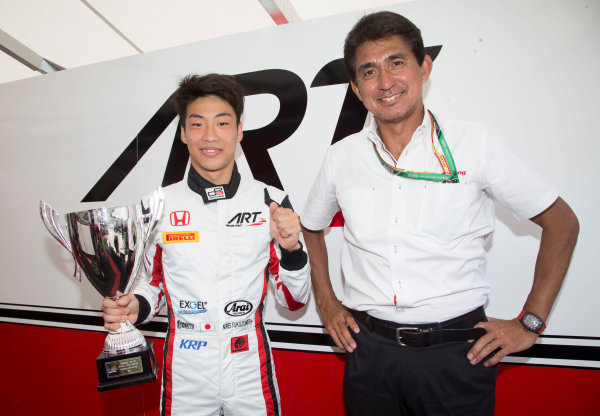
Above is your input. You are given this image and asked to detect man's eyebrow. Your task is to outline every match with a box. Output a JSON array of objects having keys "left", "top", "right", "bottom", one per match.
[
  {"left": 386, "top": 52, "right": 408, "bottom": 61},
  {"left": 357, "top": 62, "right": 375, "bottom": 74},
  {"left": 187, "top": 112, "right": 233, "bottom": 119}
]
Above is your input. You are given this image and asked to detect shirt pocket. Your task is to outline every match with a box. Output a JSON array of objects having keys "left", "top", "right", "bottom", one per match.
[
  {"left": 337, "top": 186, "right": 389, "bottom": 241},
  {"left": 418, "top": 182, "right": 475, "bottom": 244}
]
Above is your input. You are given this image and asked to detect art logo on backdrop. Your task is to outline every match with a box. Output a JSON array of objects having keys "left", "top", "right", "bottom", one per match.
[{"left": 81, "top": 48, "right": 442, "bottom": 203}]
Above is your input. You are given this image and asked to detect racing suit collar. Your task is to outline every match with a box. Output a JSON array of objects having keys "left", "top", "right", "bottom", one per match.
[{"left": 187, "top": 163, "right": 241, "bottom": 203}]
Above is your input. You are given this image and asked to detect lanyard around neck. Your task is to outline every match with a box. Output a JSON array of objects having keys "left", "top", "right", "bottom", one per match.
[{"left": 372, "top": 110, "right": 459, "bottom": 183}]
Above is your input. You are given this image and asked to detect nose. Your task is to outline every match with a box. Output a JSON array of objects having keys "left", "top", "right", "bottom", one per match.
[
  {"left": 202, "top": 123, "right": 218, "bottom": 142},
  {"left": 378, "top": 68, "right": 394, "bottom": 91}
]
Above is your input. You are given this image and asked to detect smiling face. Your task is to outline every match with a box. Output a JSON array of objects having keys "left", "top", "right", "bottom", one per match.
[
  {"left": 350, "top": 35, "right": 432, "bottom": 127},
  {"left": 181, "top": 95, "right": 243, "bottom": 185}
]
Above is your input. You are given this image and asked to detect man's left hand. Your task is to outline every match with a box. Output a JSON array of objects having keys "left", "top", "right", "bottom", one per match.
[
  {"left": 270, "top": 202, "right": 301, "bottom": 251},
  {"left": 467, "top": 317, "right": 538, "bottom": 367}
]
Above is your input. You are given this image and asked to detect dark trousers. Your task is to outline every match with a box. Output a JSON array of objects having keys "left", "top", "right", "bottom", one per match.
[{"left": 343, "top": 312, "right": 497, "bottom": 416}]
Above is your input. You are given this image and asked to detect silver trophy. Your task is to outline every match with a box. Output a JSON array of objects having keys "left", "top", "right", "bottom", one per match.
[{"left": 40, "top": 188, "right": 164, "bottom": 391}]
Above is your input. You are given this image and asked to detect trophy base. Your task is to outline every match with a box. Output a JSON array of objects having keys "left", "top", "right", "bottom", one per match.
[{"left": 96, "top": 340, "right": 158, "bottom": 392}]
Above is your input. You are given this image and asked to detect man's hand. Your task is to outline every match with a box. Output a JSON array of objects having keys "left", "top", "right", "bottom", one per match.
[
  {"left": 320, "top": 297, "right": 360, "bottom": 353},
  {"left": 270, "top": 202, "right": 301, "bottom": 251},
  {"left": 467, "top": 317, "right": 538, "bottom": 367},
  {"left": 101, "top": 292, "right": 139, "bottom": 331}
]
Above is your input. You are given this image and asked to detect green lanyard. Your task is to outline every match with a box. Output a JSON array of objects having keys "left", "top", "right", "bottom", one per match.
[{"left": 373, "top": 110, "right": 459, "bottom": 183}]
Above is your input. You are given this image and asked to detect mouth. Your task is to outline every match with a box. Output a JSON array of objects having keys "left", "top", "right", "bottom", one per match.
[
  {"left": 379, "top": 92, "right": 405, "bottom": 103},
  {"left": 200, "top": 148, "right": 222, "bottom": 156}
]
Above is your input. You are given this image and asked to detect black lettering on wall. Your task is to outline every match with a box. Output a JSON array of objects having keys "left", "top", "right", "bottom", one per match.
[
  {"left": 235, "top": 70, "right": 307, "bottom": 190},
  {"left": 82, "top": 94, "right": 177, "bottom": 202},
  {"left": 82, "top": 48, "right": 439, "bottom": 202},
  {"left": 311, "top": 59, "right": 367, "bottom": 145}
]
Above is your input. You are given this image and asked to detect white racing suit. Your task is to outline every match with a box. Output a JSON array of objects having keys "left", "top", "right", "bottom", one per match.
[{"left": 134, "top": 165, "right": 311, "bottom": 416}]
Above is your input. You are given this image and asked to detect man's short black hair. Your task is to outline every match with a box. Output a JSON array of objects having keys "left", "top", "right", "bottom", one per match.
[
  {"left": 344, "top": 11, "right": 425, "bottom": 83},
  {"left": 173, "top": 73, "right": 245, "bottom": 126}
]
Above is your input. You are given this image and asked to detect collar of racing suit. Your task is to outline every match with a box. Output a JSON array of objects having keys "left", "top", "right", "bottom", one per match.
[{"left": 187, "top": 163, "right": 241, "bottom": 203}]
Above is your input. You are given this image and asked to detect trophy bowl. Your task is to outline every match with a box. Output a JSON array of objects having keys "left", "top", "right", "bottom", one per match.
[{"left": 40, "top": 188, "right": 164, "bottom": 391}]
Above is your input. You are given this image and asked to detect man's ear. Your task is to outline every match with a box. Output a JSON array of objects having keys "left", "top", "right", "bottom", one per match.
[
  {"left": 180, "top": 125, "right": 187, "bottom": 144},
  {"left": 237, "top": 122, "right": 243, "bottom": 143},
  {"left": 420, "top": 54, "right": 433, "bottom": 84},
  {"left": 350, "top": 80, "right": 363, "bottom": 102}
]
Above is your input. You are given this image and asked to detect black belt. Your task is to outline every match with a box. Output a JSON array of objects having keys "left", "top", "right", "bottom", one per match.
[{"left": 352, "top": 307, "right": 487, "bottom": 347}]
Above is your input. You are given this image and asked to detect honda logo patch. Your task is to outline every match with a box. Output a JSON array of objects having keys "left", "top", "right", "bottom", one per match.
[{"left": 170, "top": 211, "right": 190, "bottom": 226}]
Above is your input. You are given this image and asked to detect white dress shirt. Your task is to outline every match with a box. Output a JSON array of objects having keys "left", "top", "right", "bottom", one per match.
[{"left": 302, "top": 109, "right": 558, "bottom": 323}]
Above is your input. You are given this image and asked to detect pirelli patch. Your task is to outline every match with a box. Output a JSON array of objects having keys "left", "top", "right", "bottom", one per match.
[{"left": 163, "top": 231, "right": 199, "bottom": 244}]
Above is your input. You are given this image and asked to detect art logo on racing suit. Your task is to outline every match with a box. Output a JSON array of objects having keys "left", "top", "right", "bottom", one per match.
[
  {"left": 223, "top": 318, "right": 254, "bottom": 330},
  {"left": 179, "top": 339, "right": 208, "bottom": 350},
  {"left": 206, "top": 186, "right": 226, "bottom": 201},
  {"left": 163, "top": 231, "right": 199, "bottom": 244},
  {"left": 226, "top": 212, "right": 266, "bottom": 227},
  {"left": 170, "top": 211, "right": 190, "bottom": 226},
  {"left": 177, "top": 300, "right": 208, "bottom": 315},
  {"left": 231, "top": 335, "right": 249, "bottom": 354},
  {"left": 224, "top": 300, "right": 253, "bottom": 317}
]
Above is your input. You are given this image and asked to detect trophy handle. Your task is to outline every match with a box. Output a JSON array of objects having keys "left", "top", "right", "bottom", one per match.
[
  {"left": 39, "top": 200, "right": 83, "bottom": 281},
  {"left": 138, "top": 187, "right": 165, "bottom": 272}
]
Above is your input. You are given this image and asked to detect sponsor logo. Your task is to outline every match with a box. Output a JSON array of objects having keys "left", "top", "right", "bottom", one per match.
[
  {"left": 206, "top": 186, "right": 226, "bottom": 201},
  {"left": 170, "top": 211, "right": 190, "bottom": 226},
  {"left": 179, "top": 339, "right": 208, "bottom": 350},
  {"left": 163, "top": 231, "right": 199, "bottom": 244},
  {"left": 177, "top": 321, "right": 194, "bottom": 330},
  {"left": 222, "top": 318, "right": 254, "bottom": 330},
  {"left": 199, "top": 322, "right": 214, "bottom": 331},
  {"left": 177, "top": 320, "right": 215, "bottom": 331},
  {"left": 177, "top": 300, "right": 208, "bottom": 315},
  {"left": 224, "top": 300, "right": 253, "bottom": 317},
  {"left": 231, "top": 335, "right": 249, "bottom": 354},
  {"left": 226, "top": 212, "right": 265, "bottom": 227},
  {"left": 458, "top": 170, "right": 467, "bottom": 176}
]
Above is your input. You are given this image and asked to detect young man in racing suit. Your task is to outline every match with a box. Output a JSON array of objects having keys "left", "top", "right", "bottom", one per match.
[{"left": 102, "top": 73, "right": 311, "bottom": 415}]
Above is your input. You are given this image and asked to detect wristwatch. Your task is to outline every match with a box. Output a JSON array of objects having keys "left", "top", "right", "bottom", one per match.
[{"left": 518, "top": 310, "right": 546, "bottom": 334}]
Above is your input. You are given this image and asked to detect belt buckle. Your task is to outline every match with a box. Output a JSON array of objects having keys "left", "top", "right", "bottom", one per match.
[{"left": 395, "top": 327, "right": 420, "bottom": 346}]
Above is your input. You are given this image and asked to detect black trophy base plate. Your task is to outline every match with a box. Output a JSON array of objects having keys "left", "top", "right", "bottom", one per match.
[{"left": 96, "top": 340, "right": 158, "bottom": 392}]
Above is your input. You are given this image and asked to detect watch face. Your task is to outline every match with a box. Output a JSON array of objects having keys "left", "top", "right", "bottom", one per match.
[{"left": 521, "top": 312, "right": 544, "bottom": 333}]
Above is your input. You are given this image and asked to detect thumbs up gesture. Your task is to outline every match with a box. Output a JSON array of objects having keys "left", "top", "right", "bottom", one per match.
[{"left": 269, "top": 202, "right": 301, "bottom": 251}]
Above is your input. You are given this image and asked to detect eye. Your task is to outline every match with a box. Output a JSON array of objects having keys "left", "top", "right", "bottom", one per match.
[
  {"left": 217, "top": 121, "right": 230, "bottom": 127},
  {"left": 360, "top": 68, "right": 376, "bottom": 80},
  {"left": 391, "top": 59, "right": 405, "bottom": 69}
]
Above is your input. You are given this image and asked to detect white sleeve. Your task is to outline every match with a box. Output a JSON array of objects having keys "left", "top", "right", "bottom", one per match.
[
  {"left": 301, "top": 146, "right": 341, "bottom": 231},
  {"left": 481, "top": 127, "right": 559, "bottom": 220},
  {"left": 268, "top": 241, "right": 311, "bottom": 311}
]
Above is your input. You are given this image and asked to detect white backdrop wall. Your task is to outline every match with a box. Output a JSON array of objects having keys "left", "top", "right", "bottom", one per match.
[{"left": 1, "top": 0, "right": 598, "bottom": 367}]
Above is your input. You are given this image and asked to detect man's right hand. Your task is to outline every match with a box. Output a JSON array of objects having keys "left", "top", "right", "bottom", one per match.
[
  {"left": 320, "top": 297, "right": 360, "bottom": 353},
  {"left": 101, "top": 293, "right": 139, "bottom": 331}
]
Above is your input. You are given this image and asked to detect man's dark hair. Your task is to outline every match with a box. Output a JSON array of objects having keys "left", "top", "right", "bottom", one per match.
[
  {"left": 344, "top": 11, "right": 425, "bottom": 83},
  {"left": 172, "top": 73, "right": 245, "bottom": 126}
]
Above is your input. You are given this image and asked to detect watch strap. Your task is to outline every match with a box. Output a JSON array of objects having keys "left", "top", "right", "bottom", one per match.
[{"left": 518, "top": 310, "right": 546, "bottom": 334}]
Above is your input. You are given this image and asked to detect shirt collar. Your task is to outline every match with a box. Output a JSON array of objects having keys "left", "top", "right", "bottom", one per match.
[
  {"left": 364, "top": 106, "right": 432, "bottom": 160},
  {"left": 187, "top": 163, "right": 241, "bottom": 203}
]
